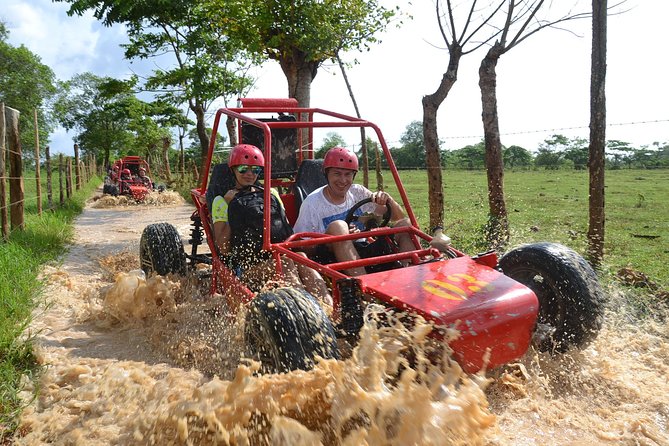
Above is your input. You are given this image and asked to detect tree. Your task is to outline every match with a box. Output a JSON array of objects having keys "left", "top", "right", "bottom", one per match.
[
  {"left": 587, "top": 0, "right": 607, "bottom": 266},
  {"left": 0, "top": 22, "right": 57, "bottom": 158},
  {"left": 503, "top": 145, "right": 533, "bottom": 168},
  {"left": 54, "top": 73, "right": 135, "bottom": 166},
  {"left": 316, "top": 133, "right": 347, "bottom": 158},
  {"left": 449, "top": 142, "right": 486, "bottom": 170},
  {"left": 563, "top": 138, "right": 589, "bottom": 169},
  {"left": 478, "top": 1, "right": 589, "bottom": 248},
  {"left": 215, "top": 0, "right": 396, "bottom": 109},
  {"left": 422, "top": 1, "right": 505, "bottom": 230},
  {"left": 58, "top": 0, "right": 255, "bottom": 159}
]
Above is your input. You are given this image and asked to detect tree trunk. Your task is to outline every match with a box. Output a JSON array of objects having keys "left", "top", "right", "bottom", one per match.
[
  {"left": 162, "top": 136, "right": 172, "bottom": 182},
  {"left": 193, "top": 102, "right": 210, "bottom": 163},
  {"left": 587, "top": 0, "right": 607, "bottom": 266},
  {"left": 278, "top": 49, "right": 318, "bottom": 153},
  {"left": 226, "top": 116, "right": 238, "bottom": 146},
  {"left": 422, "top": 46, "right": 462, "bottom": 231},
  {"left": 479, "top": 44, "right": 509, "bottom": 249},
  {"left": 337, "top": 56, "right": 368, "bottom": 188}
]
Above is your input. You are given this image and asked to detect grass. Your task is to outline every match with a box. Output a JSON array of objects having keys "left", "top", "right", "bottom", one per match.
[
  {"left": 0, "top": 174, "right": 100, "bottom": 440},
  {"left": 380, "top": 169, "right": 669, "bottom": 290}
]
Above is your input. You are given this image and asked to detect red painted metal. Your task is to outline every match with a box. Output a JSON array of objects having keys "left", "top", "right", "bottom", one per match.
[{"left": 358, "top": 257, "right": 538, "bottom": 372}]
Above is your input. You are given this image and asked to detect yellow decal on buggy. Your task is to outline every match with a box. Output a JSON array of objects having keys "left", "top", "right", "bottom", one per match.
[{"left": 422, "top": 275, "right": 493, "bottom": 301}]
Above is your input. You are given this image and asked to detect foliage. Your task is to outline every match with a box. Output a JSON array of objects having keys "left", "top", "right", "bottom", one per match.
[
  {"left": 389, "top": 120, "right": 429, "bottom": 168},
  {"left": 444, "top": 141, "right": 486, "bottom": 170},
  {"left": 503, "top": 145, "right": 533, "bottom": 168},
  {"left": 216, "top": 0, "right": 396, "bottom": 65},
  {"left": 57, "top": 0, "right": 256, "bottom": 156},
  {"left": 316, "top": 132, "right": 348, "bottom": 158},
  {"left": 0, "top": 22, "right": 57, "bottom": 158},
  {"left": 210, "top": 0, "right": 397, "bottom": 107}
]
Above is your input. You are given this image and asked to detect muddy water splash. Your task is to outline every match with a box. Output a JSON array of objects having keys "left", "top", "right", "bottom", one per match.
[
  {"left": 93, "top": 190, "right": 185, "bottom": 208},
  {"left": 18, "top": 271, "right": 493, "bottom": 445},
  {"left": 16, "top": 201, "right": 669, "bottom": 445}
]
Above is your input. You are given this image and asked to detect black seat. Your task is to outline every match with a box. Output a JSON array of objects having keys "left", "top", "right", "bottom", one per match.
[{"left": 294, "top": 159, "right": 327, "bottom": 211}]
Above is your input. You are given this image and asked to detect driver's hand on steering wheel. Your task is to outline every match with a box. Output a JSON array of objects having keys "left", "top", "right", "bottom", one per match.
[
  {"left": 371, "top": 191, "right": 392, "bottom": 206},
  {"left": 348, "top": 223, "right": 361, "bottom": 234}
]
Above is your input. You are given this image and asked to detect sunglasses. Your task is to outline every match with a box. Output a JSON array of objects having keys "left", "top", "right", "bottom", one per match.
[{"left": 235, "top": 165, "right": 262, "bottom": 175}]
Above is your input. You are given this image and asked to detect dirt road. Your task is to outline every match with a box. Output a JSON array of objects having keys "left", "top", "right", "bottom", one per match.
[{"left": 14, "top": 191, "right": 669, "bottom": 445}]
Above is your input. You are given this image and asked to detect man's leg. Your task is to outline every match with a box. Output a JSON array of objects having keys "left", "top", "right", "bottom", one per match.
[
  {"left": 294, "top": 252, "right": 333, "bottom": 309},
  {"left": 326, "top": 220, "right": 366, "bottom": 276},
  {"left": 392, "top": 217, "right": 416, "bottom": 266}
]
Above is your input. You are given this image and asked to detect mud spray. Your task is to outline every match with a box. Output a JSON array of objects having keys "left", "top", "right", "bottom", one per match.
[{"left": 16, "top": 249, "right": 669, "bottom": 445}]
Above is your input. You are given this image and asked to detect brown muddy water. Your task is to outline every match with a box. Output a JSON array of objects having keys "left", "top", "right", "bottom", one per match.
[{"left": 14, "top": 193, "right": 669, "bottom": 445}]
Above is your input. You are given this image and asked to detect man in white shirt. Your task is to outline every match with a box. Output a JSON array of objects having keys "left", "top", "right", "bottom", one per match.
[{"left": 294, "top": 147, "right": 413, "bottom": 276}]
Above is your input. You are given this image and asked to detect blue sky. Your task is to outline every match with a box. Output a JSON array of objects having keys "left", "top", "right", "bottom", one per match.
[{"left": 4, "top": 0, "right": 667, "bottom": 156}]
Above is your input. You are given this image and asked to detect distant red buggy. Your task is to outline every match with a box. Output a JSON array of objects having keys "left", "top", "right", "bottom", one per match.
[
  {"left": 139, "top": 98, "right": 605, "bottom": 373},
  {"left": 104, "top": 156, "right": 154, "bottom": 201}
]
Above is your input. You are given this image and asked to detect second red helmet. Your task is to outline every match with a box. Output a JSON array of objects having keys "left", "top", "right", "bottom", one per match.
[{"left": 323, "top": 147, "right": 358, "bottom": 171}]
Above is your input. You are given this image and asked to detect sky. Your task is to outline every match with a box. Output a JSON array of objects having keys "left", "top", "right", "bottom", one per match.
[{"left": 3, "top": 0, "right": 668, "bottom": 156}]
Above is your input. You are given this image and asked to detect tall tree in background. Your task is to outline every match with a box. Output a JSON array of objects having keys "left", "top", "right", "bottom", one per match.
[
  {"left": 423, "top": 1, "right": 504, "bottom": 231},
  {"left": 216, "top": 0, "right": 396, "bottom": 108},
  {"left": 477, "top": 0, "right": 589, "bottom": 249},
  {"left": 587, "top": 0, "right": 607, "bottom": 266},
  {"left": 0, "top": 21, "right": 57, "bottom": 158},
  {"left": 54, "top": 73, "right": 135, "bottom": 166},
  {"left": 58, "top": 0, "right": 255, "bottom": 159}
]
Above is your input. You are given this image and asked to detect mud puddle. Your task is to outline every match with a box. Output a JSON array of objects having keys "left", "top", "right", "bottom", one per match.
[{"left": 14, "top": 196, "right": 669, "bottom": 445}]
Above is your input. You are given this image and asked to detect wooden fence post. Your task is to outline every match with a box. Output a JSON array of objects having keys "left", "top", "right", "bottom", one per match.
[
  {"left": 59, "top": 154, "right": 64, "bottom": 205},
  {"left": 66, "top": 157, "right": 72, "bottom": 198},
  {"left": 34, "top": 108, "right": 42, "bottom": 215},
  {"left": 6, "top": 106, "right": 24, "bottom": 231},
  {"left": 0, "top": 103, "right": 8, "bottom": 240},
  {"left": 45, "top": 145, "right": 53, "bottom": 210},
  {"left": 74, "top": 143, "right": 81, "bottom": 190}
]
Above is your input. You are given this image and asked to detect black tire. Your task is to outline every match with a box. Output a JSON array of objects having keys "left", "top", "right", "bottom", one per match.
[
  {"left": 109, "top": 184, "right": 119, "bottom": 197},
  {"left": 139, "top": 223, "right": 187, "bottom": 277},
  {"left": 245, "top": 286, "right": 339, "bottom": 373},
  {"left": 499, "top": 242, "right": 605, "bottom": 353},
  {"left": 102, "top": 184, "right": 111, "bottom": 195}
]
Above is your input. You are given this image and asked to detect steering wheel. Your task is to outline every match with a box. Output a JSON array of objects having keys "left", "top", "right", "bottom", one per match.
[{"left": 344, "top": 197, "right": 392, "bottom": 229}]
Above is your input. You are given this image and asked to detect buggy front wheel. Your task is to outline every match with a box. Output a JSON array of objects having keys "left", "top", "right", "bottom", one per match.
[
  {"left": 139, "top": 222, "right": 187, "bottom": 277},
  {"left": 245, "top": 286, "right": 339, "bottom": 373}
]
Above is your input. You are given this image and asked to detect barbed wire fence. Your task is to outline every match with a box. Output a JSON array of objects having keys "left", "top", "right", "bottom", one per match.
[{"left": 1, "top": 103, "right": 98, "bottom": 242}]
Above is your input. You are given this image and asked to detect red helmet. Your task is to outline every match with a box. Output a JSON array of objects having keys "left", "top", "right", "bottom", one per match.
[
  {"left": 122, "top": 168, "right": 131, "bottom": 176},
  {"left": 229, "top": 144, "right": 264, "bottom": 167},
  {"left": 139, "top": 167, "right": 146, "bottom": 173},
  {"left": 323, "top": 147, "right": 358, "bottom": 171}
]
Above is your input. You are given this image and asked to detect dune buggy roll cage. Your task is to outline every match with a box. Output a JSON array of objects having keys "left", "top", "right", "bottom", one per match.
[{"left": 192, "top": 99, "right": 463, "bottom": 317}]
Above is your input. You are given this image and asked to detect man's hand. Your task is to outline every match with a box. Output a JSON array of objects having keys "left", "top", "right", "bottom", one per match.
[{"left": 371, "top": 191, "right": 392, "bottom": 206}]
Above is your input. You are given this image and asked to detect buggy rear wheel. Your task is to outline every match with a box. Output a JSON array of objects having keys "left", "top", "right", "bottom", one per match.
[
  {"left": 499, "top": 242, "right": 605, "bottom": 353},
  {"left": 245, "top": 286, "right": 339, "bottom": 373},
  {"left": 139, "top": 223, "right": 187, "bottom": 277}
]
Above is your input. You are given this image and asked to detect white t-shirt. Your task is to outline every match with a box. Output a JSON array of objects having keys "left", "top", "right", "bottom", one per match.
[{"left": 294, "top": 184, "right": 375, "bottom": 233}]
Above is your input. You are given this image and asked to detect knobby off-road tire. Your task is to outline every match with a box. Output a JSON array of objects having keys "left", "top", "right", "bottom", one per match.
[
  {"left": 499, "top": 242, "right": 605, "bottom": 353},
  {"left": 245, "top": 286, "right": 339, "bottom": 373},
  {"left": 139, "top": 222, "right": 187, "bottom": 277}
]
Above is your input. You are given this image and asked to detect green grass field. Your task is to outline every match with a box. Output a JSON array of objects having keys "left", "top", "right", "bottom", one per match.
[{"left": 377, "top": 169, "right": 668, "bottom": 289}]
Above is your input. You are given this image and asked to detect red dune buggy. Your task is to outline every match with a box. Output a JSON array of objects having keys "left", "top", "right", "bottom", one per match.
[
  {"left": 139, "top": 98, "right": 605, "bottom": 373},
  {"left": 104, "top": 156, "right": 154, "bottom": 201}
]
